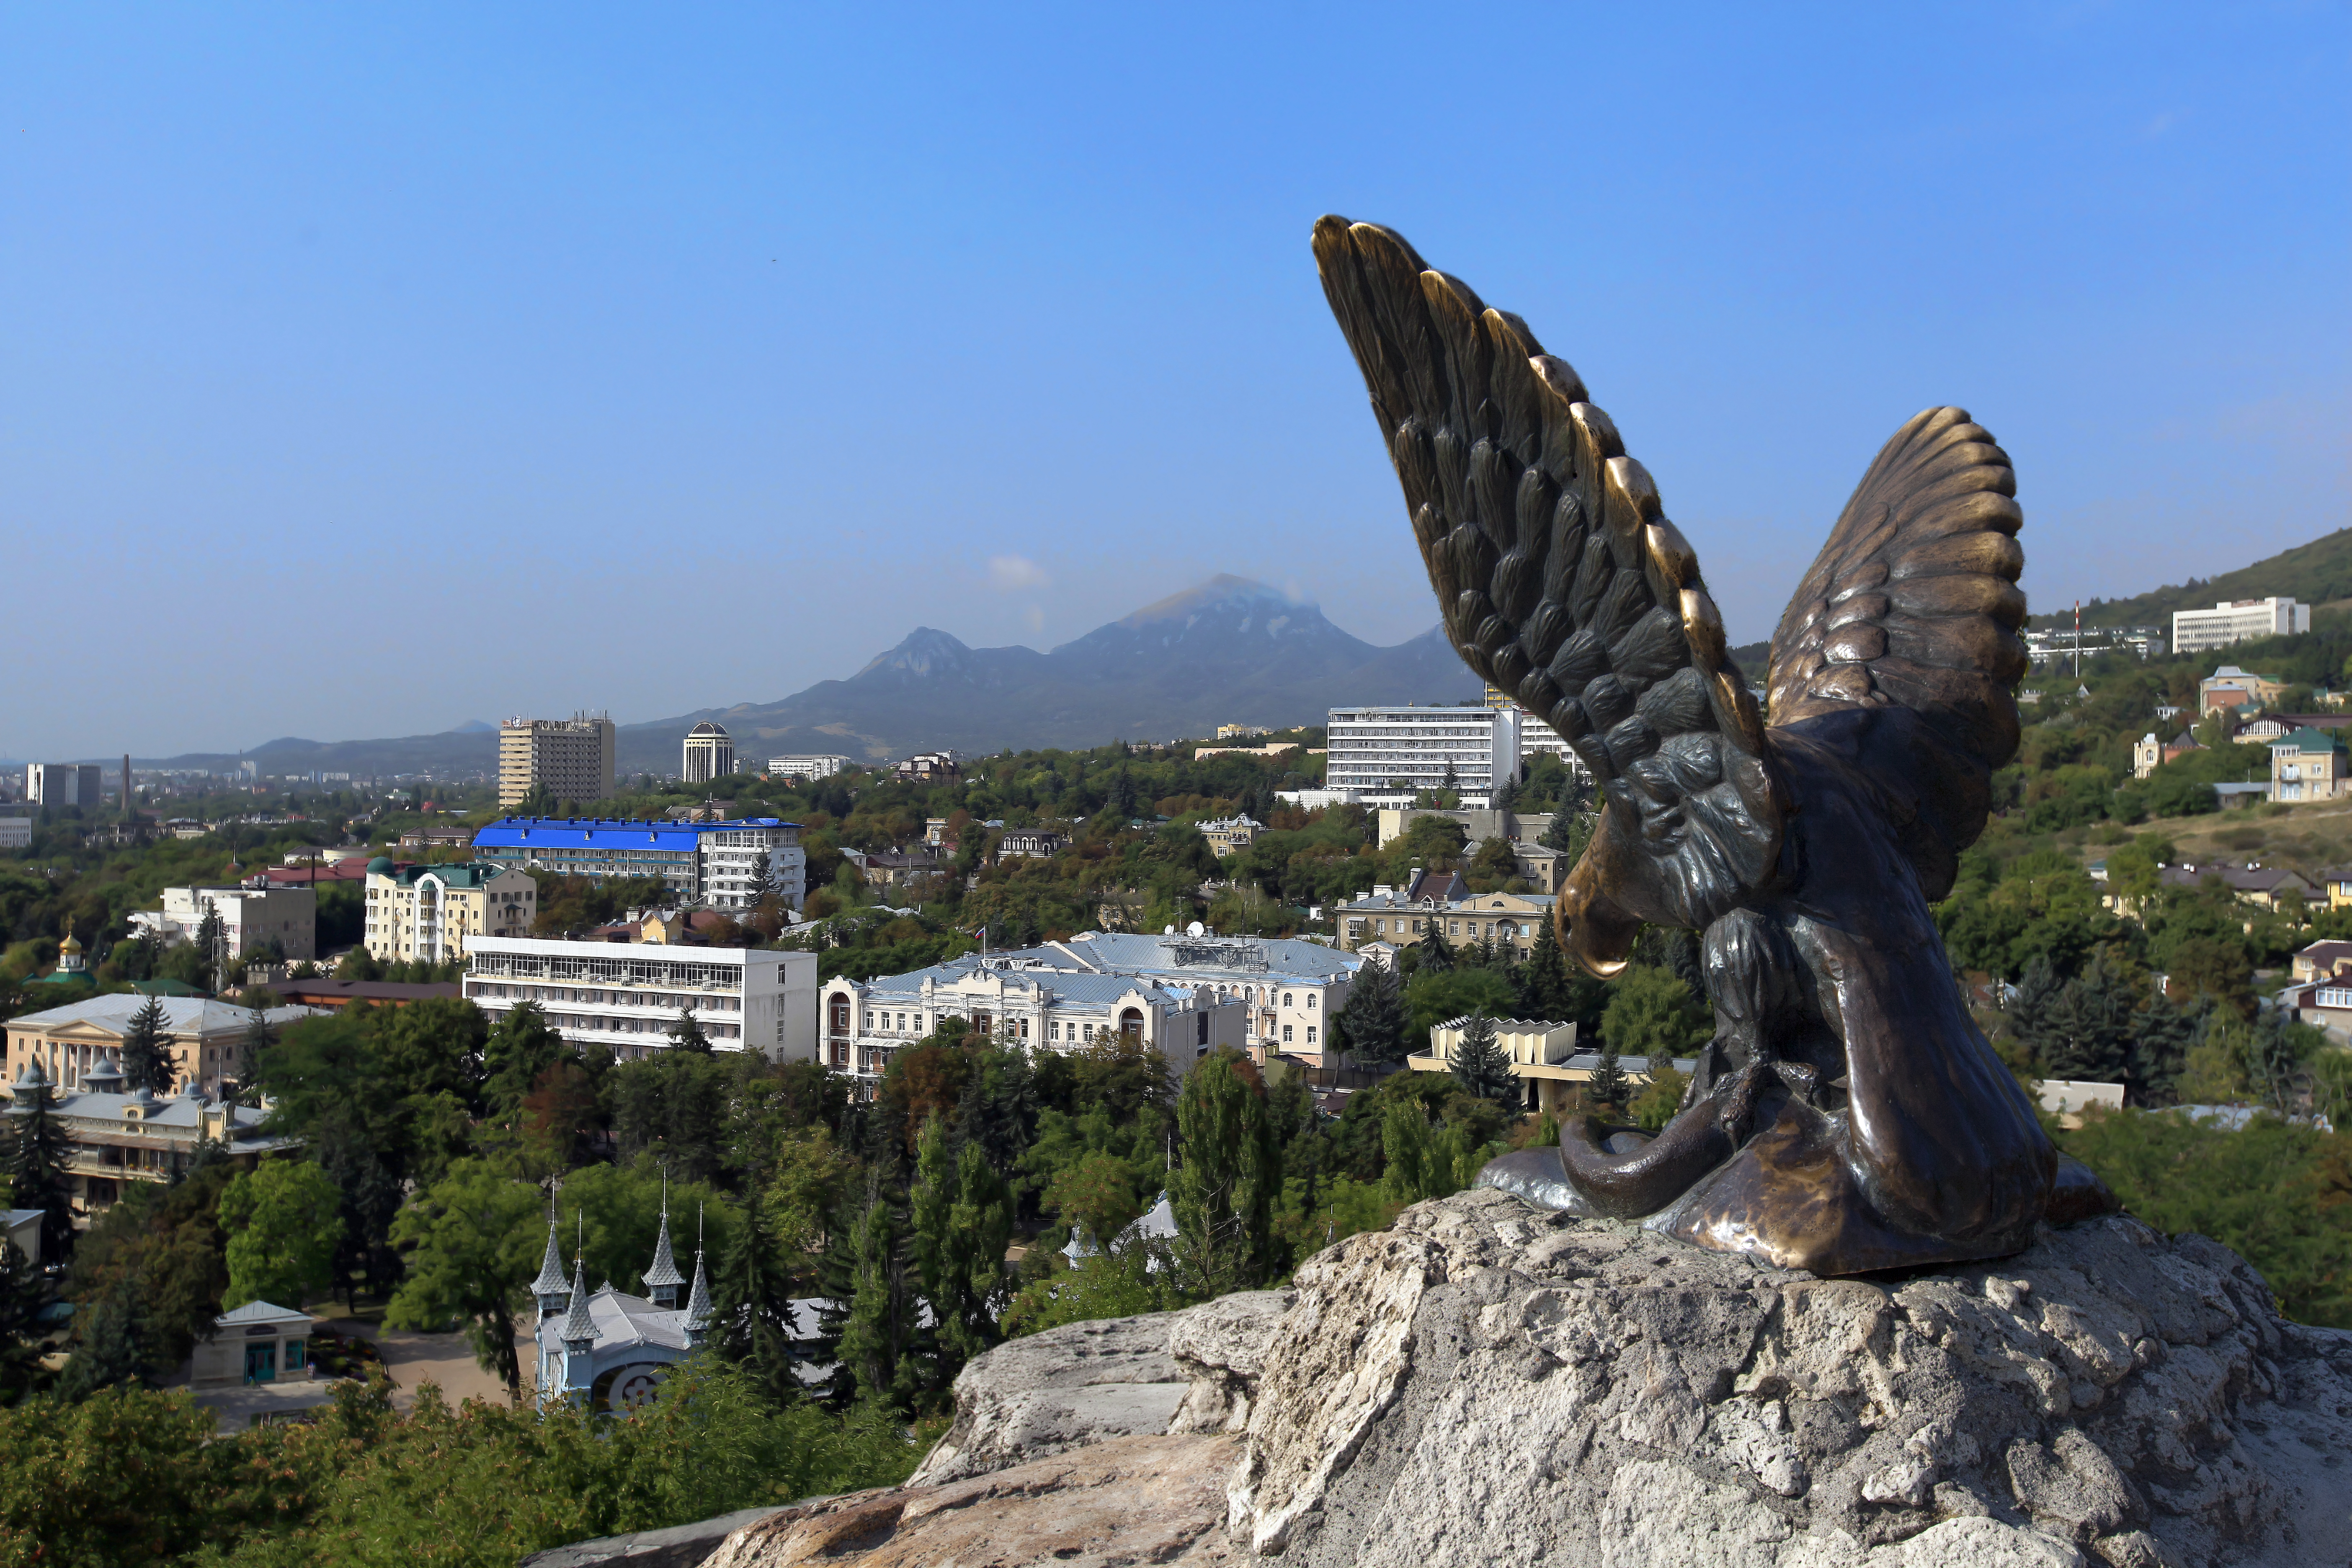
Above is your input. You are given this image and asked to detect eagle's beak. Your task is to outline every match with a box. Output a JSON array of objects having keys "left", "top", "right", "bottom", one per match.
[{"left": 1559, "top": 869, "right": 1641, "bottom": 980}]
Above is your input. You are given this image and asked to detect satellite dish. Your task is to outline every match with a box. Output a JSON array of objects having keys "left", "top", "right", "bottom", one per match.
[
  {"left": 1187, "top": 921, "right": 1206, "bottom": 938},
  {"left": 1163, "top": 924, "right": 1177, "bottom": 935}
]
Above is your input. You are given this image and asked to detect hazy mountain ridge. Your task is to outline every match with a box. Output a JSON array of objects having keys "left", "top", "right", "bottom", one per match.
[{"left": 122, "top": 577, "right": 1481, "bottom": 777}]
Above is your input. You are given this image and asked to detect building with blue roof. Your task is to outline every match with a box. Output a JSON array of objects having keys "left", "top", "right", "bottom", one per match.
[
  {"left": 818, "top": 929, "right": 1364, "bottom": 1091},
  {"left": 472, "top": 816, "right": 805, "bottom": 912}
]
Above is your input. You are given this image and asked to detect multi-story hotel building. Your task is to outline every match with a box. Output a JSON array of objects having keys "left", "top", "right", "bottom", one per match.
[
  {"left": 25, "top": 763, "right": 103, "bottom": 808},
  {"left": 1325, "top": 704, "right": 1522, "bottom": 802},
  {"left": 498, "top": 714, "right": 617, "bottom": 809},
  {"left": 364, "top": 860, "right": 540, "bottom": 965},
  {"left": 682, "top": 722, "right": 734, "bottom": 785},
  {"left": 766, "top": 754, "right": 853, "bottom": 781},
  {"left": 818, "top": 930, "right": 1360, "bottom": 1093},
  {"left": 472, "top": 817, "right": 806, "bottom": 912},
  {"left": 462, "top": 935, "right": 818, "bottom": 1063},
  {"left": 2171, "top": 598, "right": 2310, "bottom": 655},
  {"left": 130, "top": 883, "right": 317, "bottom": 961}
]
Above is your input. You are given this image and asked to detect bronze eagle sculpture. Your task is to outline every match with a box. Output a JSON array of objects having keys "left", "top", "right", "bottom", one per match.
[{"left": 1313, "top": 217, "right": 2115, "bottom": 1277}]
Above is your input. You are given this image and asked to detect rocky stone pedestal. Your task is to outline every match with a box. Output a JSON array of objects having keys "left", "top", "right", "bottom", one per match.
[{"left": 696, "top": 1189, "right": 2352, "bottom": 1567}]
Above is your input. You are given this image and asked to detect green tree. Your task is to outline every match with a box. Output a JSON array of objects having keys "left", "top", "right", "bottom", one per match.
[
  {"left": 1333, "top": 957, "right": 1406, "bottom": 1066},
  {"left": 482, "top": 1001, "right": 570, "bottom": 1122},
  {"left": 66, "top": 1161, "right": 238, "bottom": 1377},
  {"left": 1171, "top": 1050, "right": 1282, "bottom": 1292},
  {"left": 1448, "top": 1013, "right": 1516, "bottom": 1104},
  {"left": 1585, "top": 1048, "right": 1632, "bottom": 1117},
  {"left": 119, "top": 994, "right": 174, "bottom": 1095},
  {"left": 669, "top": 1008, "right": 714, "bottom": 1053},
  {"left": 712, "top": 1186, "right": 799, "bottom": 1404},
  {"left": 1404, "top": 966, "right": 1519, "bottom": 1056},
  {"left": 909, "top": 1115, "right": 1014, "bottom": 1369},
  {"left": 235, "top": 1007, "right": 277, "bottom": 1104},
  {"left": 4, "top": 1068, "right": 74, "bottom": 1264},
  {"left": 0, "top": 1242, "right": 45, "bottom": 1402},
  {"left": 1627, "top": 1061, "right": 1690, "bottom": 1132},
  {"left": 2062, "top": 1111, "right": 2352, "bottom": 1328},
  {"left": 219, "top": 1160, "right": 347, "bottom": 1309},
  {"left": 1598, "top": 963, "right": 1713, "bottom": 1061},
  {"left": 1417, "top": 920, "right": 1457, "bottom": 972},
  {"left": 384, "top": 1161, "right": 548, "bottom": 1391},
  {"left": 829, "top": 1171, "right": 917, "bottom": 1412}
]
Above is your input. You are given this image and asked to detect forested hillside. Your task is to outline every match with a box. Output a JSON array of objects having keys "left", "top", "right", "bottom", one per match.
[{"left": 2031, "top": 527, "right": 2352, "bottom": 629}]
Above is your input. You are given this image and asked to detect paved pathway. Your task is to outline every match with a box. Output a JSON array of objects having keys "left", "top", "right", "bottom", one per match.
[{"left": 343, "top": 1318, "right": 533, "bottom": 1410}]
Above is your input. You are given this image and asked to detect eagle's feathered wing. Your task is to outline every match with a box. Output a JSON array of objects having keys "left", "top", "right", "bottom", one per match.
[{"left": 1311, "top": 217, "right": 1783, "bottom": 975}]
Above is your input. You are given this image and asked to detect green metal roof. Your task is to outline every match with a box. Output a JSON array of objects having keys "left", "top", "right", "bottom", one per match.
[{"left": 2280, "top": 727, "right": 2344, "bottom": 753}]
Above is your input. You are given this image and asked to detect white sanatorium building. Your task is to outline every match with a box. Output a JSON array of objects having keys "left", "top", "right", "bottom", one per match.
[
  {"left": 130, "top": 884, "right": 318, "bottom": 961},
  {"left": 1325, "top": 704, "right": 1523, "bottom": 802},
  {"left": 2170, "top": 598, "right": 2310, "bottom": 656},
  {"left": 462, "top": 935, "right": 818, "bottom": 1063},
  {"left": 819, "top": 931, "right": 1363, "bottom": 1096}
]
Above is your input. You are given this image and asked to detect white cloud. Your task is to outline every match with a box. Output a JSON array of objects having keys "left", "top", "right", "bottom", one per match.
[{"left": 988, "top": 554, "right": 1049, "bottom": 591}]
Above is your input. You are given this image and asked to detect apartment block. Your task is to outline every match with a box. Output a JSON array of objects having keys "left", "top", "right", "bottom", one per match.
[
  {"left": 2171, "top": 598, "right": 2310, "bottom": 656},
  {"left": 462, "top": 936, "right": 818, "bottom": 1064},
  {"left": 26, "top": 763, "right": 103, "bottom": 808},
  {"left": 1325, "top": 704, "right": 1521, "bottom": 800},
  {"left": 473, "top": 816, "right": 806, "bottom": 911},
  {"left": 498, "top": 714, "right": 616, "bottom": 809},
  {"left": 766, "top": 754, "right": 853, "bottom": 781},
  {"left": 364, "top": 861, "right": 539, "bottom": 965},
  {"left": 131, "top": 885, "right": 318, "bottom": 961}
]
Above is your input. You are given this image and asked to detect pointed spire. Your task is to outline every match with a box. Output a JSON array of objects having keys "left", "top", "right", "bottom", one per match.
[
  {"left": 560, "top": 1254, "right": 596, "bottom": 1349},
  {"left": 531, "top": 1202, "right": 570, "bottom": 1313},
  {"left": 683, "top": 1204, "right": 712, "bottom": 1346},
  {"left": 644, "top": 1168, "right": 684, "bottom": 1304}
]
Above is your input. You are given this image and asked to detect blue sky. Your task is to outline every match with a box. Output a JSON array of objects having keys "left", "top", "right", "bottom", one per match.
[{"left": 5, "top": 4, "right": 2345, "bottom": 759}]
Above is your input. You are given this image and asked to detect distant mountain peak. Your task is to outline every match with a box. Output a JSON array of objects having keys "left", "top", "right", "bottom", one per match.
[
  {"left": 1118, "top": 574, "right": 1303, "bottom": 628},
  {"left": 446, "top": 719, "right": 497, "bottom": 734},
  {"left": 855, "top": 627, "right": 977, "bottom": 680}
]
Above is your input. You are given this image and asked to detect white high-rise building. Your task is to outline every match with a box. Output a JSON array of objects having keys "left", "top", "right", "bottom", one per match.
[
  {"left": 681, "top": 722, "right": 734, "bottom": 784},
  {"left": 2171, "top": 598, "right": 2310, "bottom": 655},
  {"left": 1325, "top": 704, "right": 1520, "bottom": 801}
]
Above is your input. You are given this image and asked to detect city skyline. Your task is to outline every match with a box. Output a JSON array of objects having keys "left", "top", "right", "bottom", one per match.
[{"left": 5, "top": 6, "right": 2344, "bottom": 758}]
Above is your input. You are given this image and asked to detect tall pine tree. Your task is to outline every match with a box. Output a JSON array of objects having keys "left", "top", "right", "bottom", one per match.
[
  {"left": 910, "top": 1114, "right": 1013, "bottom": 1371},
  {"left": 1334, "top": 959, "right": 1405, "bottom": 1067},
  {"left": 1449, "top": 1013, "right": 1517, "bottom": 1104},
  {"left": 1585, "top": 1047, "right": 1632, "bottom": 1119},
  {"left": 667, "top": 1007, "right": 713, "bottom": 1053},
  {"left": 119, "top": 995, "right": 174, "bottom": 1095},
  {"left": 714, "top": 1188, "right": 800, "bottom": 1403},
  {"left": 1171, "top": 1052, "right": 1282, "bottom": 1294},
  {"left": 6, "top": 1066, "right": 74, "bottom": 1261}
]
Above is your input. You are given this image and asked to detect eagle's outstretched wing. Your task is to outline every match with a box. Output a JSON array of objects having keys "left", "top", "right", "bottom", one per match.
[
  {"left": 1312, "top": 217, "right": 1783, "bottom": 975},
  {"left": 1766, "top": 410, "right": 2027, "bottom": 900}
]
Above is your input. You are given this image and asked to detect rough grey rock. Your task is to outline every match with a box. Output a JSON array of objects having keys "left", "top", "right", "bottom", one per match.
[
  {"left": 516, "top": 1505, "right": 789, "bottom": 1568},
  {"left": 695, "top": 1190, "right": 2352, "bottom": 1566},
  {"left": 1228, "top": 1188, "right": 2352, "bottom": 1567},
  {"left": 906, "top": 1291, "right": 1292, "bottom": 1488}
]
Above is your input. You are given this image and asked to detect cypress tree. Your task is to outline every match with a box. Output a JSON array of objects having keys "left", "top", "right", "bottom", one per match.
[
  {"left": 2007, "top": 955, "right": 2063, "bottom": 1067},
  {"left": 1450, "top": 1013, "right": 1517, "bottom": 1104},
  {"left": 119, "top": 995, "right": 174, "bottom": 1095},
  {"left": 1524, "top": 918, "right": 1573, "bottom": 1020},
  {"left": 910, "top": 1114, "right": 1012, "bottom": 1370}
]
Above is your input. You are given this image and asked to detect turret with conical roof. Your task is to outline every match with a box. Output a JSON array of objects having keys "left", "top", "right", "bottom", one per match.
[
  {"left": 560, "top": 1256, "right": 597, "bottom": 1356},
  {"left": 644, "top": 1176, "right": 685, "bottom": 1308},
  {"left": 6, "top": 1060, "right": 50, "bottom": 1116},
  {"left": 531, "top": 1208, "right": 571, "bottom": 1320},
  {"left": 683, "top": 1204, "right": 712, "bottom": 1348}
]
